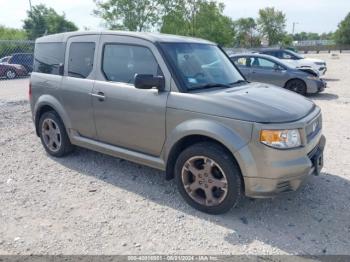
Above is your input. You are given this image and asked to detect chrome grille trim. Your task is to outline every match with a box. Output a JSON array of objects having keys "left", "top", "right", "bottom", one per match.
[{"left": 306, "top": 115, "right": 322, "bottom": 143}]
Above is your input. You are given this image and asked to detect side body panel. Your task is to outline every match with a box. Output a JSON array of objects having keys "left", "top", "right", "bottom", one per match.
[
  {"left": 163, "top": 92, "right": 254, "bottom": 163},
  {"left": 250, "top": 66, "right": 288, "bottom": 87},
  {"left": 237, "top": 66, "right": 252, "bottom": 81},
  {"left": 30, "top": 72, "right": 64, "bottom": 125}
]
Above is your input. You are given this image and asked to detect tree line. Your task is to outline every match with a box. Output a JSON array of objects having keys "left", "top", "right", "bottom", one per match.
[{"left": 0, "top": 0, "right": 349, "bottom": 47}]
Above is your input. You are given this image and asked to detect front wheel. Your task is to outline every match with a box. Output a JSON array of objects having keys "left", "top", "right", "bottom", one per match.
[
  {"left": 285, "top": 79, "right": 307, "bottom": 95},
  {"left": 6, "top": 70, "right": 16, "bottom": 79},
  {"left": 175, "top": 142, "right": 243, "bottom": 214}
]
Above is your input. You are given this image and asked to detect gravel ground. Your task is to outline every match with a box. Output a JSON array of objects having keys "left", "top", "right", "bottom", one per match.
[{"left": 0, "top": 54, "right": 349, "bottom": 255}]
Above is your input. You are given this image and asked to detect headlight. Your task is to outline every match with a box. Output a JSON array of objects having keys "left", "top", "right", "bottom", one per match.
[
  {"left": 315, "top": 62, "right": 325, "bottom": 66},
  {"left": 260, "top": 129, "right": 301, "bottom": 149},
  {"left": 307, "top": 75, "right": 319, "bottom": 80}
]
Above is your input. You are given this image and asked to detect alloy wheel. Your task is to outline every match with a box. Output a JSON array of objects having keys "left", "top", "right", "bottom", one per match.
[
  {"left": 41, "top": 118, "right": 62, "bottom": 152},
  {"left": 181, "top": 156, "right": 228, "bottom": 207},
  {"left": 6, "top": 70, "right": 16, "bottom": 79}
]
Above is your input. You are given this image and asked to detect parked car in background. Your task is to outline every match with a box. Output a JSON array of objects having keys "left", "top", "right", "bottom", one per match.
[
  {"left": 230, "top": 53, "right": 326, "bottom": 95},
  {"left": 8, "top": 53, "right": 34, "bottom": 73},
  {"left": 30, "top": 31, "right": 325, "bottom": 214},
  {"left": 0, "top": 56, "right": 11, "bottom": 63},
  {"left": 0, "top": 63, "right": 28, "bottom": 79},
  {"left": 257, "top": 48, "right": 327, "bottom": 76}
]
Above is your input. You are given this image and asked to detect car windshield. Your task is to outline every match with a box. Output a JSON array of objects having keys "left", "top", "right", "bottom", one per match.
[
  {"left": 160, "top": 43, "right": 244, "bottom": 91},
  {"left": 286, "top": 50, "right": 304, "bottom": 60}
]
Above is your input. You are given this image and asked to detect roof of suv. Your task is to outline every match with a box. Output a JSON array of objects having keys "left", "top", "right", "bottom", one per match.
[
  {"left": 36, "top": 31, "right": 214, "bottom": 45},
  {"left": 254, "top": 48, "right": 283, "bottom": 52}
]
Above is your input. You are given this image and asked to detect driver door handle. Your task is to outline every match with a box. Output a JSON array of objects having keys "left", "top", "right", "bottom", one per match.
[{"left": 90, "top": 92, "right": 106, "bottom": 102}]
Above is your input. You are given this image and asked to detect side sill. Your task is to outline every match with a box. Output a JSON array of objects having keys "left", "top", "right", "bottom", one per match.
[{"left": 70, "top": 131, "right": 166, "bottom": 171}]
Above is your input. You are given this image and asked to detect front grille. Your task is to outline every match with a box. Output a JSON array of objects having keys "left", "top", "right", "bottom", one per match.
[{"left": 306, "top": 115, "right": 322, "bottom": 143}]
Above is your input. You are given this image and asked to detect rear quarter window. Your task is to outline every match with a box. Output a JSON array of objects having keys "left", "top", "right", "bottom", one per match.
[
  {"left": 68, "top": 42, "right": 95, "bottom": 78},
  {"left": 232, "top": 57, "right": 249, "bottom": 67},
  {"left": 34, "top": 43, "right": 65, "bottom": 75}
]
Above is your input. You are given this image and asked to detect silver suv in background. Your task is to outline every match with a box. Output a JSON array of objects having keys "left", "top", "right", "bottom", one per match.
[
  {"left": 30, "top": 32, "right": 326, "bottom": 214},
  {"left": 257, "top": 48, "right": 327, "bottom": 76},
  {"left": 230, "top": 53, "right": 326, "bottom": 95}
]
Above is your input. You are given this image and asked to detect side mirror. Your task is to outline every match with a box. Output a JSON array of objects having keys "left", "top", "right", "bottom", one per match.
[
  {"left": 58, "top": 63, "right": 64, "bottom": 76},
  {"left": 134, "top": 74, "right": 165, "bottom": 91}
]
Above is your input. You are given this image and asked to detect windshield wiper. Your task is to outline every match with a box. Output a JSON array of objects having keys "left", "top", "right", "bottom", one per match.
[
  {"left": 230, "top": 80, "right": 248, "bottom": 85},
  {"left": 190, "top": 83, "right": 233, "bottom": 90}
]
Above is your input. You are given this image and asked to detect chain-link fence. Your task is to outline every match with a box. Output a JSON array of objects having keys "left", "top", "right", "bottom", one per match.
[{"left": 0, "top": 40, "right": 35, "bottom": 80}]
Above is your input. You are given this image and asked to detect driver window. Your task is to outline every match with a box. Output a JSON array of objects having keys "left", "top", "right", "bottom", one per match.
[{"left": 102, "top": 44, "right": 162, "bottom": 84}]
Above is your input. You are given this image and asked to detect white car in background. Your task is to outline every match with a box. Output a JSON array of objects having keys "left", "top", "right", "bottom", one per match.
[{"left": 258, "top": 49, "right": 327, "bottom": 76}]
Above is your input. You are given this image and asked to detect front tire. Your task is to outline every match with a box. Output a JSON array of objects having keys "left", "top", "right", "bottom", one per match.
[
  {"left": 6, "top": 70, "right": 16, "bottom": 79},
  {"left": 175, "top": 142, "right": 243, "bottom": 214},
  {"left": 39, "top": 111, "right": 73, "bottom": 157},
  {"left": 285, "top": 79, "right": 307, "bottom": 95}
]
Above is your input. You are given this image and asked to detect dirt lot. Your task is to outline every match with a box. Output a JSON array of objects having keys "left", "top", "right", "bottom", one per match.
[{"left": 0, "top": 53, "right": 349, "bottom": 255}]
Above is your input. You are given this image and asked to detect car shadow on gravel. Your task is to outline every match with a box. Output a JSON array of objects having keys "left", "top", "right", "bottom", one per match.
[
  {"left": 321, "top": 78, "right": 340, "bottom": 82},
  {"left": 54, "top": 147, "right": 350, "bottom": 255},
  {"left": 308, "top": 93, "right": 339, "bottom": 101}
]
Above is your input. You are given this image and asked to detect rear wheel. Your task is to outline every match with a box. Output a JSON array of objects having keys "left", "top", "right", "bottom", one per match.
[
  {"left": 39, "top": 111, "right": 73, "bottom": 157},
  {"left": 285, "top": 79, "right": 307, "bottom": 95},
  {"left": 6, "top": 70, "right": 16, "bottom": 79},
  {"left": 175, "top": 142, "right": 243, "bottom": 214}
]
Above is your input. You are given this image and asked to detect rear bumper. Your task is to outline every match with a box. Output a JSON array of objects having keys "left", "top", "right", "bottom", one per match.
[{"left": 243, "top": 135, "right": 326, "bottom": 198}]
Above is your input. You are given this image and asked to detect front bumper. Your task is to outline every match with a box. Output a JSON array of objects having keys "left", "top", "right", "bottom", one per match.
[
  {"left": 243, "top": 135, "right": 325, "bottom": 198},
  {"left": 317, "top": 79, "right": 327, "bottom": 92},
  {"left": 305, "top": 78, "right": 326, "bottom": 94},
  {"left": 234, "top": 109, "right": 326, "bottom": 198},
  {"left": 318, "top": 66, "right": 327, "bottom": 76}
]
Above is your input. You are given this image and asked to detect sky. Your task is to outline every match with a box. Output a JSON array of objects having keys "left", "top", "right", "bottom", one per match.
[{"left": 1, "top": 0, "right": 349, "bottom": 34}]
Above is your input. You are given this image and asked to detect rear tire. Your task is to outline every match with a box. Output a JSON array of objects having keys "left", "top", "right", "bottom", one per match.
[
  {"left": 39, "top": 111, "right": 73, "bottom": 157},
  {"left": 175, "top": 142, "right": 243, "bottom": 214},
  {"left": 285, "top": 79, "right": 307, "bottom": 95}
]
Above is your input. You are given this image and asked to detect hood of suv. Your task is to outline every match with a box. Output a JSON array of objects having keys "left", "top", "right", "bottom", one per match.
[
  {"left": 283, "top": 58, "right": 325, "bottom": 67},
  {"left": 302, "top": 57, "right": 325, "bottom": 64},
  {"left": 170, "top": 82, "right": 315, "bottom": 123}
]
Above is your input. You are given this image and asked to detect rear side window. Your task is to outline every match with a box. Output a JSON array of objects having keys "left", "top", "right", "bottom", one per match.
[
  {"left": 34, "top": 43, "right": 65, "bottom": 75},
  {"left": 232, "top": 57, "right": 251, "bottom": 67},
  {"left": 68, "top": 42, "right": 95, "bottom": 79},
  {"left": 102, "top": 44, "right": 160, "bottom": 84}
]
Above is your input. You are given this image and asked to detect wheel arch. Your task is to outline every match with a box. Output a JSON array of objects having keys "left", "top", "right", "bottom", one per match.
[
  {"left": 34, "top": 95, "right": 71, "bottom": 137},
  {"left": 163, "top": 120, "right": 249, "bottom": 186},
  {"left": 284, "top": 78, "right": 306, "bottom": 89}
]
